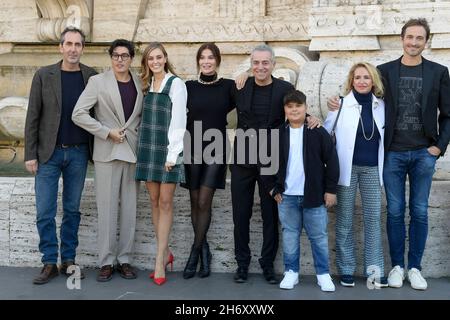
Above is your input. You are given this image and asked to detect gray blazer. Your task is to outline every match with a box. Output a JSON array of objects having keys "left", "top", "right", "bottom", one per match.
[
  {"left": 24, "top": 61, "right": 97, "bottom": 163},
  {"left": 72, "top": 69, "right": 143, "bottom": 163}
]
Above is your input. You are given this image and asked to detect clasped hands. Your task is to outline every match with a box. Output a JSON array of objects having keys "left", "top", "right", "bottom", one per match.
[{"left": 108, "top": 128, "right": 126, "bottom": 144}]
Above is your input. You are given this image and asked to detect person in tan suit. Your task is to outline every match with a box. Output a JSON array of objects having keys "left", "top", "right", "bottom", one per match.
[{"left": 72, "top": 39, "right": 143, "bottom": 282}]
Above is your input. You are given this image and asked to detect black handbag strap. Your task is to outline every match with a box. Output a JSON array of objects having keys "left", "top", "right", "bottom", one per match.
[{"left": 330, "top": 96, "right": 344, "bottom": 137}]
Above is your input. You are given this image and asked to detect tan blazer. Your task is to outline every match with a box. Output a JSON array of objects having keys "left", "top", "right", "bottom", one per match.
[{"left": 72, "top": 69, "right": 143, "bottom": 163}]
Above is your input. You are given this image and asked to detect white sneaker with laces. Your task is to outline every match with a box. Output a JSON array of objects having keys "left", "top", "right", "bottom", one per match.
[
  {"left": 388, "top": 265, "right": 405, "bottom": 288},
  {"left": 279, "top": 270, "right": 299, "bottom": 290},
  {"left": 408, "top": 268, "right": 428, "bottom": 290},
  {"left": 317, "top": 274, "right": 335, "bottom": 292}
]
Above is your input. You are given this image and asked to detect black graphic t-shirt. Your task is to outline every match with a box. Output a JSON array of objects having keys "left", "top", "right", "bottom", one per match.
[{"left": 390, "top": 63, "right": 430, "bottom": 151}]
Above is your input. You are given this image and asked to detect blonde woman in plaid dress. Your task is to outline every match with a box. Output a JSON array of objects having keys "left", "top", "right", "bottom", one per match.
[{"left": 135, "top": 42, "right": 187, "bottom": 285}]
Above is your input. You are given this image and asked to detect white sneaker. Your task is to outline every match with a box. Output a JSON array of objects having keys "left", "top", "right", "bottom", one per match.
[
  {"left": 279, "top": 270, "right": 299, "bottom": 290},
  {"left": 317, "top": 274, "right": 335, "bottom": 292},
  {"left": 408, "top": 268, "right": 428, "bottom": 290},
  {"left": 388, "top": 265, "right": 405, "bottom": 288}
]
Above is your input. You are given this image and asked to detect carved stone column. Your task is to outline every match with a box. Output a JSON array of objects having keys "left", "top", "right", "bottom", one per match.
[{"left": 36, "top": 0, "right": 91, "bottom": 42}]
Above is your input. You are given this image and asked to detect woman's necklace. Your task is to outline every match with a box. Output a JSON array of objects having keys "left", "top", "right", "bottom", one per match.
[
  {"left": 198, "top": 73, "right": 220, "bottom": 85},
  {"left": 358, "top": 105, "right": 375, "bottom": 141},
  {"left": 152, "top": 78, "right": 163, "bottom": 92}
]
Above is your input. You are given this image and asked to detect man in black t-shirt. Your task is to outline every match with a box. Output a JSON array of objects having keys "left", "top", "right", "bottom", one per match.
[
  {"left": 377, "top": 18, "right": 450, "bottom": 291},
  {"left": 24, "top": 27, "right": 97, "bottom": 285}
]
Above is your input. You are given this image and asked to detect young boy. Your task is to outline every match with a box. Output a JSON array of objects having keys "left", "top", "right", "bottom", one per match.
[{"left": 263, "top": 90, "right": 339, "bottom": 291}]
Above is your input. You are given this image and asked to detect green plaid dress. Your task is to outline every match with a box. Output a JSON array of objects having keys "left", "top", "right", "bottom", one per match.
[{"left": 135, "top": 76, "right": 185, "bottom": 183}]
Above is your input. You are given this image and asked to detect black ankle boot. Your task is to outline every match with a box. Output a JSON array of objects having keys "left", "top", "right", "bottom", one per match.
[
  {"left": 198, "top": 240, "right": 212, "bottom": 278},
  {"left": 183, "top": 245, "right": 201, "bottom": 279}
]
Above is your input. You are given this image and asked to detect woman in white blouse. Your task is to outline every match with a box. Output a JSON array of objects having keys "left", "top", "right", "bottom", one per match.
[{"left": 135, "top": 42, "right": 187, "bottom": 285}]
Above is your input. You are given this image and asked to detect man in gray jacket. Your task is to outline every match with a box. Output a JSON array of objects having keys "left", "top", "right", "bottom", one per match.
[{"left": 24, "top": 27, "right": 97, "bottom": 284}]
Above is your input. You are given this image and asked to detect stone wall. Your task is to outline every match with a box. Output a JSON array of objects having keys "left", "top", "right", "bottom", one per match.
[
  {"left": 2, "top": 1, "right": 450, "bottom": 149},
  {"left": 1, "top": 177, "right": 449, "bottom": 277}
]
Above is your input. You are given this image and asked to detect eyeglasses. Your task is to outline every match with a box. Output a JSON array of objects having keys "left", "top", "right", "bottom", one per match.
[{"left": 111, "top": 53, "right": 131, "bottom": 61}]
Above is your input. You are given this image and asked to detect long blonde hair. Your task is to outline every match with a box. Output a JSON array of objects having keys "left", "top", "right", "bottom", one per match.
[
  {"left": 140, "top": 42, "right": 177, "bottom": 93},
  {"left": 343, "top": 62, "right": 384, "bottom": 98}
]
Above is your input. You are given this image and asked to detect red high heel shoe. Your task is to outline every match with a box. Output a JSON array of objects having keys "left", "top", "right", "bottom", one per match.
[
  {"left": 153, "top": 276, "right": 166, "bottom": 286},
  {"left": 149, "top": 252, "right": 174, "bottom": 279}
]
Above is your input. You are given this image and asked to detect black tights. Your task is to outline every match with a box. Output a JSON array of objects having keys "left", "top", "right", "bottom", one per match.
[{"left": 189, "top": 186, "right": 215, "bottom": 249}]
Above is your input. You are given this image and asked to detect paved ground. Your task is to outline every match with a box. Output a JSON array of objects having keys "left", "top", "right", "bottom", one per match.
[{"left": 1, "top": 267, "right": 449, "bottom": 300}]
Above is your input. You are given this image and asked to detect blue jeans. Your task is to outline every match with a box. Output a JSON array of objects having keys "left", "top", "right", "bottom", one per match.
[
  {"left": 383, "top": 148, "right": 437, "bottom": 270},
  {"left": 35, "top": 144, "right": 88, "bottom": 264},
  {"left": 278, "top": 195, "right": 329, "bottom": 274}
]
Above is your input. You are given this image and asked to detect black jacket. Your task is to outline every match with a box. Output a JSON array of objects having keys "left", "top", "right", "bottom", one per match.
[
  {"left": 232, "top": 76, "right": 294, "bottom": 166},
  {"left": 262, "top": 121, "right": 339, "bottom": 208},
  {"left": 378, "top": 56, "right": 450, "bottom": 155}
]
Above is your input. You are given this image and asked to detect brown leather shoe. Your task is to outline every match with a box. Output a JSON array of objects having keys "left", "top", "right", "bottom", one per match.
[
  {"left": 116, "top": 263, "right": 137, "bottom": 279},
  {"left": 97, "top": 265, "right": 114, "bottom": 282},
  {"left": 60, "top": 261, "right": 85, "bottom": 280},
  {"left": 33, "top": 264, "right": 59, "bottom": 285}
]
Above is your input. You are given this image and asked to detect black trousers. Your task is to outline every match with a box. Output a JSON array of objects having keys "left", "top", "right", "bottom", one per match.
[{"left": 231, "top": 164, "right": 279, "bottom": 269}]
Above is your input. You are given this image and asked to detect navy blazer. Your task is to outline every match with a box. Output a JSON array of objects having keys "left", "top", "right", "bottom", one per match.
[
  {"left": 261, "top": 121, "right": 339, "bottom": 209},
  {"left": 378, "top": 56, "right": 450, "bottom": 155}
]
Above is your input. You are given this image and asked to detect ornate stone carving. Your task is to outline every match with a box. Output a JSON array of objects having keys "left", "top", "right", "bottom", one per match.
[
  {"left": 309, "top": 2, "right": 450, "bottom": 50},
  {"left": 273, "top": 69, "right": 297, "bottom": 85},
  {"left": 135, "top": 19, "right": 309, "bottom": 43},
  {"left": 36, "top": 0, "right": 91, "bottom": 42},
  {"left": 297, "top": 61, "right": 349, "bottom": 120}
]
